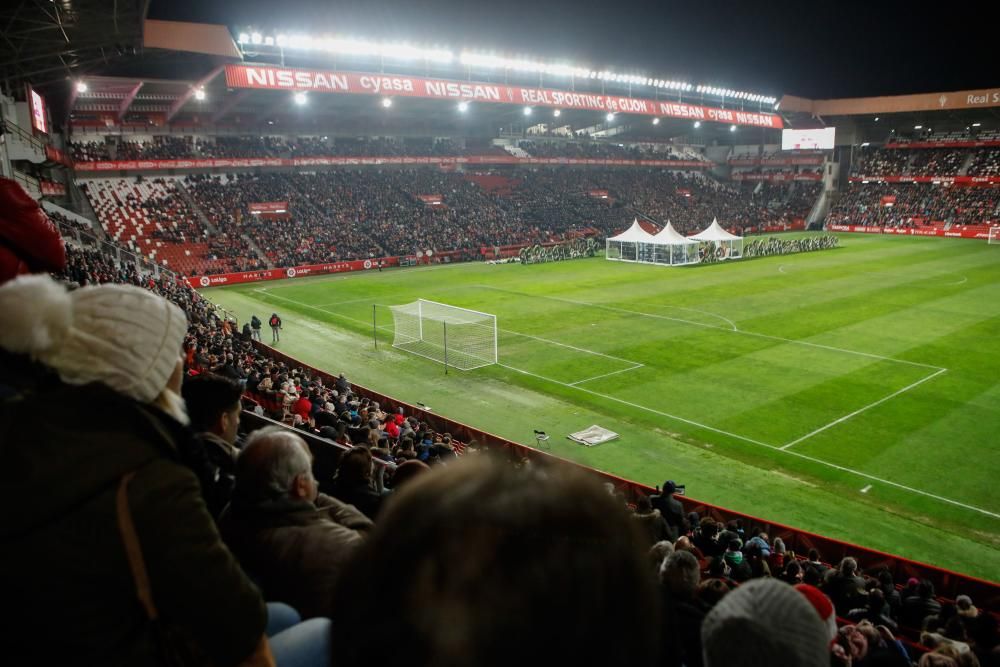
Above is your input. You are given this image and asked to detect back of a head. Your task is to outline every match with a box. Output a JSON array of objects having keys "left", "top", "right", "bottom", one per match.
[
  {"left": 701, "top": 578, "right": 829, "bottom": 667},
  {"left": 182, "top": 373, "right": 243, "bottom": 432},
  {"left": 331, "top": 457, "right": 659, "bottom": 667},
  {"left": 234, "top": 426, "right": 312, "bottom": 503}
]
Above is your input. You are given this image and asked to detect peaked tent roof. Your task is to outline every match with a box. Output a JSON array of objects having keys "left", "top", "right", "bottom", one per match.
[
  {"left": 689, "top": 218, "right": 743, "bottom": 241},
  {"left": 607, "top": 219, "right": 656, "bottom": 242},
  {"left": 652, "top": 220, "right": 698, "bottom": 244}
]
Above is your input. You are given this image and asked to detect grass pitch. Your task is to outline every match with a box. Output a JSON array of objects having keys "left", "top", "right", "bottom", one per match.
[{"left": 206, "top": 233, "right": 1000, "bottom": 580}]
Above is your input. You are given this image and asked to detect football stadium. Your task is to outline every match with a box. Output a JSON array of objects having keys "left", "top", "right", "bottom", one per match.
[{"left": 1, "top": 0, "right": 998, "bottom": 664}]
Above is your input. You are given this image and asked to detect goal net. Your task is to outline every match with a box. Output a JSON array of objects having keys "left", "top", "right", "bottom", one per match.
[
  {"left": 989, "top": 227, "right": 1000, "bottom": 245},
  {"left": 388, "top": 299, "right": 498, "bottom": 370}
]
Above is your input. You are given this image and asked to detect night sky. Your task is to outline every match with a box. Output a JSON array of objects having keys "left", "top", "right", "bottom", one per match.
[{"left": 150, "top": 0, "right": 996, "bottom": 100}]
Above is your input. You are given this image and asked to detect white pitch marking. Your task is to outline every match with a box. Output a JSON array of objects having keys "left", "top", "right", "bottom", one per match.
[
  {"left": 499, "top": 362, "right": 999, "bottom": 519},
  {"left": 779, "top": 368, "right": 947, "bottom": 450},
  {"left": 948, "top": 276, "right": 968, "bottom": 286},
  {"left": 567, "top": 364, "right": 645, "bottom": 386},
  {"left": 500, "top": 328, "right": 639, "bottom": 364},
  {"left": 778, "top": 265, "right": 787, "bottom": 274},
  {"left": 477, "top": 285, "right": 945, "bottom": 371},
  {"left": 248, "top": 289, "right": 999, "bottom": 519},
  {"left": 631, "top": 302, "right": 739, "bottom": 331},
  {"left": 861, "top": 485, "right": 872, "bottom": 494}
]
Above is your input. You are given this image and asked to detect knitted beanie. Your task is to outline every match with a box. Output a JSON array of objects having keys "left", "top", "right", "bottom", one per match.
[
  {"left": 795, "top": 583, "right": 839, "bottom": 642},
  {"left": 0, "top": 177, "right": 66, "bottom": 283},
  {"left": 0, "top": 274, "right": 188, "bottom": 403},
  {"left": 702, "top": 578, "right": 830, "bottom": 667}
]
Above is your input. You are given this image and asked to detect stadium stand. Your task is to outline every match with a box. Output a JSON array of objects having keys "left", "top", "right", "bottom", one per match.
[
  {"left": 827, "top": 182, "right": 1000, "bottom": 232},
  {"left": 9, "top": 207, "right": 990, "bottom": 666}
]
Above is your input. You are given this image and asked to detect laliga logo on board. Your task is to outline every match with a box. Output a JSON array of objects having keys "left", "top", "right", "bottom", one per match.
[
  {"left": 199, "top": 276, "right": 210, "bottom": 287},
  {"left": 364, "top": 259, "right": 373, "bottom": 269},
  {"left": 286, "top": 268, "right": 297, "bottom": 278}
]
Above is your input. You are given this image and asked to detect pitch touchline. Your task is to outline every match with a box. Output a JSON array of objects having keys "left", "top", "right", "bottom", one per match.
[
  {"left": 498, "top": 362, "right": 997, "bottom": 520},
  {"left": 476, "top": 285, "right": 945, "bottom": 371},
  {"left": 780, "top": 368, "right": 948, "bottom": 450},
  {"left": 251, "top": 290, "right": 995, "bottom": 519}
]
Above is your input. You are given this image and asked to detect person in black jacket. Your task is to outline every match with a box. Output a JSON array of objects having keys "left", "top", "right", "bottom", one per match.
[
  {"left": 650, "top": 479, "right": 685, "bottom": 541},
  {"left": 250, "top": 314, "right": 262, "bottom": 341},
  {"left": 269, "top": 313, "right": 282, "bottom": 343}
]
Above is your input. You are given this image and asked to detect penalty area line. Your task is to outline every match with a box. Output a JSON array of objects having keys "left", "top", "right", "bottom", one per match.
[
  {"left": 498, "top": 362, "right": 998, "bottom": 520},
  {"left": 780, "top": 367, "right": 948, "bottom": 450}
]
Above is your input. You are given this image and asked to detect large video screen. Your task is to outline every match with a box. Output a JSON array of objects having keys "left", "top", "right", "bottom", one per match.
[
  {"left": 781, "top": 127, "right": 835, "bottom": 150},
  {"left": 28, "top": 86, "right": 48, "bottom": 134}
]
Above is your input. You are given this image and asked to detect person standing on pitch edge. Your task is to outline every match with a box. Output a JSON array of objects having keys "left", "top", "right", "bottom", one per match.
[
  {"left": 250, "top": 314, "right": 262, "bottom": 341},
  {"left": 269, "top": 312, "right": 282, "bottom": 344}
]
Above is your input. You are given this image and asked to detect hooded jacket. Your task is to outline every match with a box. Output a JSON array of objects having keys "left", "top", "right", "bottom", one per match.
[{"left": 0, "top": 382, "right": 266, "bottom": 666}]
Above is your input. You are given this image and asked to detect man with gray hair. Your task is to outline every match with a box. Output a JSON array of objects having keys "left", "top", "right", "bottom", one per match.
[{"left": 221, "top": 426, "right": 374, "bottom": 619}]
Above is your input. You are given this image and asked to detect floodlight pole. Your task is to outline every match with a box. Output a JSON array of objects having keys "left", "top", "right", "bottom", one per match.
[{"left": 372, "top": 304, "right": 377, "bottom": 349}]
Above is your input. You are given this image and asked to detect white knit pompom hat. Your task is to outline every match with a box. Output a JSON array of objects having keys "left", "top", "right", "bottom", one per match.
[
  {"left": 701, "top": 578, "right": 830, "bottom": 667},
  {"left": 0, "top": 274, "right": 188, "bottom": 403}
]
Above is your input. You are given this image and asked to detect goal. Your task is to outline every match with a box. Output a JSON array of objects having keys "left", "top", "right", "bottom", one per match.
[
  {"left": 989, "top": 226, "right": 1000, "bottom": 245},
  {"left": 388, "top": 299, "right": 498, "bottom": 370}
]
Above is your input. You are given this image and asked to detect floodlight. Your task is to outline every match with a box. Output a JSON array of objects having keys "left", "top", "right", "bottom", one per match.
[
  {"left": 76, "top": 81, "right": 88, "bottom": 93},
  {"left": 276, "top": 34, "right": 287, "bottom": 47},
  {"left": 972, "top": 122, "right": 981, "bottom": 127},
  {"left": 861, "top": 142, "right": 870, "bottom": 147},
  {"left": 693, "top": 121, "right": 701, "bottom": 128},
  {"left": 194, "top": 89, "right": 206, "bottom": 101},
  {"left": 294, "top": 92, "right": 307, "bottom": 105},
  {"left": 914, "top": 125, "right": 922, "bottom": 129},
  {"left": 606, "top": 112, "right": 615, "bottom": 122},
  {"left": 458, "top": 101, "right": 469, "bottom": 112},
  {"left": 251, "top": 33, "right": 262, "bottom": 45},
  {"left": 238, "top": 33, "right": 249, "bottom": 44},
  {"left": 553, "top": 109, "right": 562, "bottom": 117},
  {"left": 382, "top": 98, "right": 393, "bottom": 108},
  {"left": 523, "top": 107, "right": 532, "bottom": 116},
  {"left": 730, "top": 125, "right": 737, "bottom": 132},
  {"left": 652, "top": 118, "right": 660, "bottom": 125},
  {"left": 264, "top": 36, "right": 274, "bottom": 46},
  {"left": 874, "top": 117, "right": 880, "bottom": 122}
]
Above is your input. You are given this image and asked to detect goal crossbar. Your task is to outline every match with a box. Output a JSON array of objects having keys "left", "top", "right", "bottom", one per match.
[{"left": 388, "top": 299, "right": 498, "bottom": 371}]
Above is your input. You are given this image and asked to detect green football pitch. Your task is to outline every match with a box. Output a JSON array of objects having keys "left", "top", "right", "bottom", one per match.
[{"left": 205, "top": 233, "right": 1000, "bottom": 581}]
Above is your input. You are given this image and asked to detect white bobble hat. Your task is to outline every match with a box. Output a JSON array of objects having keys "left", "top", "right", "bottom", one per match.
[{"left": 0, "top": 274, "right": 188, "bottom": 403}]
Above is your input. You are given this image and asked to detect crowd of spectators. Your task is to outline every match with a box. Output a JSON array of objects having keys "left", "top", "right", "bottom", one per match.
[
  {"left": 852, "top": 146, "right": 1000, "bottom": 177},
  {"left": 827, "top": 182, "right": 1000, "bottom": 229},
  {"left": 3, "top": 174, "right": 997, "bottom": 666}
]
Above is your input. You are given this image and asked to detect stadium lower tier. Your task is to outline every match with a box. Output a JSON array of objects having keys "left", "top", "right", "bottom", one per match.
[{"left": 75, "top": 169, "right": 818, "bottom": 276}]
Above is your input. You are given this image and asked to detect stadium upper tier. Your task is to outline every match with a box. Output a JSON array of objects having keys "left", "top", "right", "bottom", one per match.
[{"left": 76, "top": 169, "right": 818, "bottom": 276}]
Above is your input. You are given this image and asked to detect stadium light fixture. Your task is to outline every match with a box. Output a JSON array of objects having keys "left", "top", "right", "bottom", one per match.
[
  {"left": 276, "top": 34, "right": 287, "bottom": 47},
  {"left": 972, "top": 122, "right": 981, "bottom": 127},
  {"left": 251, "top": 32, "right": 262, "bottom": 45},
  {"left": 294, "top": 92, "right": 307, "bottom": 105},
  {"left": 553, "top": 109, "right": 561, "bottom": 117},
  {"left": 730, "top": 125, "right": 737, "bottom": 132},
  {"left": 76, "top": 81, "right": 88, "bottom": 93},
  {"left": 264, "top": 36, "right": 275, "bottom": 46},
  {"left": 458, "top": 101, "right": 469, "bottom": 112},
  {"left": 194, "top": 88, "right": 206, "bottom": 101},
  {"left": 238, "top": 33, "right": 249, "bottom": 45},
  {"left": 652, "top": 117, "right": 660, "bottom": 125},
  {"left": 874, "top": 117, "right": 880, "bottom": 121},
  {"left": 381, "top": 98, "right": 393, "bottom": 108},
  {"left": 693, "top": 121, "right": 701, "bottom": 128},
  {"left": 914, "top": 125, "right": 922, "bottom": 129},
  {"left": 606, "top": 112, "right": 615, "bottom": 122},
  {"left": 523, "top": 106, "right": 532, "bottom": 116}
]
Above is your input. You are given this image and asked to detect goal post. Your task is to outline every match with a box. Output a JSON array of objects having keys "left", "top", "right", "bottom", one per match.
[
  {"left": 388, "top": 299, "right": 498, "bottom": 371},
  {"left": 989, "top": 226, "right": 1000, "bottom": 245}
]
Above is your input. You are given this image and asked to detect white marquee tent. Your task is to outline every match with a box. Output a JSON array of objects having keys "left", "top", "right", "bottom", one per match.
[
  {"left": 605, "top": 219, "right": 656, "bottom": 263},
  {"left": 689, "top": 218, "right": 744, "bottom": 260},
  {"left": 650, "top": 220, "right": 700, "bottom": 266}
]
